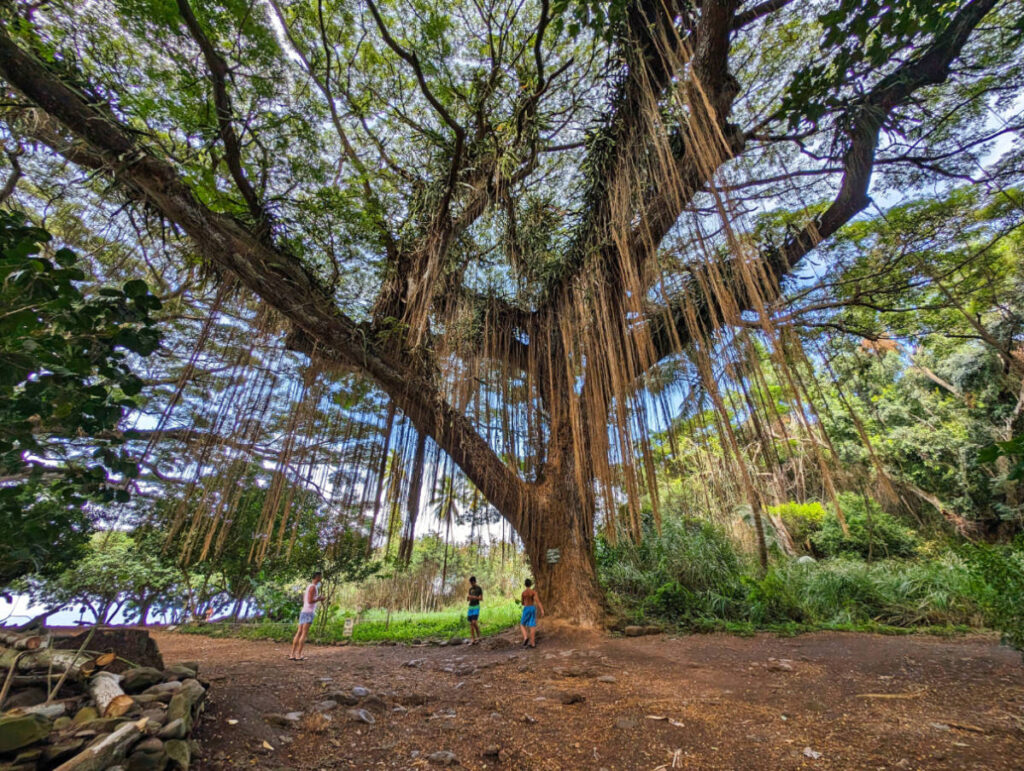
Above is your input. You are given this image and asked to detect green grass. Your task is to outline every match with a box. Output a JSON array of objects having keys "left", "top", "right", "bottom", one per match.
[{"left": 178, "top": 598, "right": 522, "bottom": 645}]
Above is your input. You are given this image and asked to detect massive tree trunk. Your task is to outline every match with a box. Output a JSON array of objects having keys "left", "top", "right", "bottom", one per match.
[{"left": 521, "top": 475, "right": 607, "bottom": 626}]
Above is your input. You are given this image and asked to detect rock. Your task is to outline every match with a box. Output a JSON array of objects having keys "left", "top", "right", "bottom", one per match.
[
  {"left": 263, "top": 713, "right": 302, "bottom": 727},
  {"left": 158, "top": 718, "right": 188, "bottom": 740},
  {"left": 448, "top": 636, "right": 464, "bottom": 647},
  {"left": 141, "top": 709, "right": 168, "bottom": 726},
  {"left": 362, "top": 696, "right": 388, "bottom": 714},
  {"left": 73, "top": 706, "right": 99, "bottom": 724},
  {"left": 428, "top": 750, "right": 458, "bottom": 766},
  {"left": 165, "top": 738, "right": 190, "bottom": 769},
  {"left": 623, "top": 626, "right": 644, "bottom": 637},
  {"left": 80, "top": 716, "right": 132, "bottom": 733},
  {"left": 346, "top": 708, "right": 375, "bottom": 725},
  {"left": 122, "top": 667, "right": 167, "bottom": 693},
  {"left": 554, "top": 666, "right": 592, "bottom": 678},
  {"left": 643, "top": 625, "right": 662, "bottom": 636},
  {"left": 489, "top": 712, "right": 502, "bottom": 721},
  {"left": 803, "top": 747, "right": 822, "bottom": 759},
  {"left": 615, "top": 717, "right": 637, "bottom": 730},
  {"left": 403, "top": 659, "right": 424, "bottom": 668},
  {"left": 352, "top": 686, "right": 371, "bottom": 698},
  {"left": 325, "top": 690, "right": 361, "bottom": 706},
  {"left": 560, "top": 692, "right": 586, "bottom": 705},
  {"left": 597, "top": 675, "right": 617, "bottom": 684},
  {"left": 144, "top": 681, "right": 183, "bottom": 696},
  {"left": 127, "top": 747, "right": 169, "bottom": 771},
  {"left": 0, "top": 713, "right": 51, "bottom": 753},
  {"left": 163, "top": 665, "right": 197, "bottom": 681},
  {"left": 766, "top": 659, "right": 794, "bottom": 672},
  {"left": 483, "top": 745, "right": 501, "bottom": 758},
  {"left": 4, "top": 687, "right": 47, "bottom": 709},
  {"left": 177, "top": 660, "right": 200, "bottom": 674},
  {"left": 797, "top": 555, "right": 816, "bottom": 564},
  {"left": 41, "top": 738, "right": 85, "bottom": 764},
  {"left": 311, "top": 699, "right": 338, "bottom": 713},
  {"left": 392, "top": 705, "right": 408, "bottom": 714},
  {"left": 454, "top": 665, "right": 477, "bottom": 676}
]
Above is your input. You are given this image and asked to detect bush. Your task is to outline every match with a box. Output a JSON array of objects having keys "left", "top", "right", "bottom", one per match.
[
  {"left": 598, "top": 516, "right": 747, "bottom": 623},
  {"left": 960, "top": 538, "right": 1024, "bottom": 657},
  {"left": 811, "top": 493, "right": 919, "bottom": 559},
  {"left": 767, "top": 501, "right": 827, "bottom": 550}
]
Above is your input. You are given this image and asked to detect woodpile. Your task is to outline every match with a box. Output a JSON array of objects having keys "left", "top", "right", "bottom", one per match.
[{"left": 0, "top": 629, "right": 208, "bottom": 770}]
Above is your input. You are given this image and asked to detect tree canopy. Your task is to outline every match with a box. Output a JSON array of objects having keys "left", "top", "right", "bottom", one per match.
[{"left": 0, "top": 0, "right": 1021, "bottom": 623}]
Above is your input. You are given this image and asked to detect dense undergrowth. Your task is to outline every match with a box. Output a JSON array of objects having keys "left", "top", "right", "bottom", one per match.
[{"left": 598, "top": 514, "right": 1024, "bottom": 651}]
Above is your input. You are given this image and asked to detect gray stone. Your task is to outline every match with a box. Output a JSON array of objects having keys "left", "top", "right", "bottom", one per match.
[
  {"left": 157, "top": 718, "right": 187, "bottom": 740},
  {"left": 352, "top": 686, "right": 371, "bottom": 698},
  {"left": 141, "top": 709, "right": 167, "bottom": 726},
  {"left": 428, "top": 750, "right": 458, "bottom": 766},
  {"left": 615, "top": 717, "right": 637, "bottom": 730},
  {"left": 263, "top": 713, "right": 301, "bottom": 727},
  {"left": 162, "top": 665, "right": 197, "bottom": 681},
  {"left": 597, "top": 675, "right": 617, "bottom": 684},
  {"left": 766, "top": 659, "right": 793, "bottom": 672},
  {"left": 165, "top": 739, "right": 190, "bottom": 770},
  {"left": 346, "top": 708, "right": 375, "bottom": 725},
  {"left": 403, "top": 659, "right": 424, "bottom": 668},
  {"left": 325, "top": 690, "right": 360, "bottom": 706},
  {"left": 311, "top": 700, "right": 338, "bottom": 713},
  {"left": 143, "top": 681, "right": 183, "bottom": 696},
  {"left": 796, "top": 555, "right": 816, "bottom": 564},
  {"left": 122, "top": 667, "right": 166, "bottom": 694},
  {"left": 448, "top": 636, "right": 464, "bottom": 647},
  {"left": 560, "top": 692, "right": 586, "bottom": 705}
]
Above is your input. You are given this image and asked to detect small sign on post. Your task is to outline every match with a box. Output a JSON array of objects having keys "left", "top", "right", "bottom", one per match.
[
  {"left": 546, "top": 548, "right": 561, "bottom": 565},
  {"left": 343, "top": 617, "right": 354, "bottom": 638}
]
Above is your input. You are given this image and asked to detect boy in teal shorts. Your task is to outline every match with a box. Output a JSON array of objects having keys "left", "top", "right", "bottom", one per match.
[
  {"left": 467, "top": 576, "right": 483, "bottom": 644},
  {"left": 519, "top": 579, "right": 544, "bottom": 648}
]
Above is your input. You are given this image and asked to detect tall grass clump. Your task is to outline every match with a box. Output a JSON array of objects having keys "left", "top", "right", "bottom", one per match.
[{"left": 597, "top": 516, "right": 748, "bottom": 623}]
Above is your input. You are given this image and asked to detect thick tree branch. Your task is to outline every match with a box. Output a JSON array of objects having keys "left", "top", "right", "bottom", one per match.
[
  {"left": 0, "top": 23, "right": 534, "bottom": 534},
  {"left": 175, "top": 0, "right": 264, "bottom": 227},
  {"left": 645, "top": 0, "right": 1001, "bottom": 362}
]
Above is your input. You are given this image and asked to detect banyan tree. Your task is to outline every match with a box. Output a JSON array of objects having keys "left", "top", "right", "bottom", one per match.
[{"left": 0, "top": 0, "right": 1016, "bottom": 624}]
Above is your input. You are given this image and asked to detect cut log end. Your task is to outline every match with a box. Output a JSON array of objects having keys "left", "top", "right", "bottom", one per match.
[{"left": 104, "top": 694, "right": 136, "bottom": 718}]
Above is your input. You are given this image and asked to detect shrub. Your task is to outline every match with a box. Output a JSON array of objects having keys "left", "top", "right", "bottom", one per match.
[
  {"left": 960, "top": 538, "right": 1024, "bottom": 657},
  {"left": 766, "top": 501, "right": 827, "bottom": 551},
  {"left": 598, "top": 516, "right": 747, "bottom": 622},
  {"left": 811, "top": 493, "right": 919, "bottom": 559}
]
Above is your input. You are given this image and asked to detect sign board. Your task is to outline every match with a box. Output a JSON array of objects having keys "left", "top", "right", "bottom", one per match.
[
  {"left": 546, "top": 548, "right": 561, "bottom": 565},
  {"left": 343, "top": 617, "right": 354, "bottom": 637}
]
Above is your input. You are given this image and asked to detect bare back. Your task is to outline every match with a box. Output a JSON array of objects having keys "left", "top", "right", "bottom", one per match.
[{"left": 521, "top": 588, "right": 537, "bottom": 607}]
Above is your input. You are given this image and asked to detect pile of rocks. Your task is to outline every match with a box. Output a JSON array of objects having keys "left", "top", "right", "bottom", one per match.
[{"left": 0, "top": 630, "right": 208, "bottom": 770}]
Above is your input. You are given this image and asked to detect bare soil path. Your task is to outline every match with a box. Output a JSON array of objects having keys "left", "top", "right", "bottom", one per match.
[{"left": 152, "top": 629, "right": 1024, "bottom": 770}]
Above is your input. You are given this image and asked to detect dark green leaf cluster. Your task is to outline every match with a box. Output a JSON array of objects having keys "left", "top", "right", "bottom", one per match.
[{"left": 0, "top": 211, "right": 161, "bottom": 585}]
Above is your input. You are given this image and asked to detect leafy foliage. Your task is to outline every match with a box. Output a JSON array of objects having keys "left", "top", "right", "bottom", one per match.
[
  {"left": 811, "top": 493, "right": 920, "bottom": 560},
  {"left": 0, "top": 212, "right": 160, "bottom": 587}
]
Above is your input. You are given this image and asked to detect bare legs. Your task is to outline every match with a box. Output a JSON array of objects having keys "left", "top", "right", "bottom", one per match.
[
  {"left": 469, "top": 618, "right": 480, "bottom": 643},
  {"left": 290, "top": 622, "right": 310, "bottom": 659}
]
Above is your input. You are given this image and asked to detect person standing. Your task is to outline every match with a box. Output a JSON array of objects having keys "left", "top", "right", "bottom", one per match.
[
  {"left": 289, "top": 571, "right": 322, "bottom": 661},
  {"left": 519, "top": 578, "right": 544, "bottom": 648},
  {"left": 466, "top": 576, "right": 483, "bottom": 644}
]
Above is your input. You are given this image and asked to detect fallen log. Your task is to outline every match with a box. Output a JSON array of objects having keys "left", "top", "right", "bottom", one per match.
[
  {"left": 54, "top": 718, "right": 146, "bottom": 771},
  {"left": 11, "top": 701, "right": 67, "bottom": 719},
  {"left": 89, "top": 671, "right": 133, "bottom": 717},
  {"left": 0, "top": 647, "right": 93, "bottom": 679},
  {"left": 0, "top": 629, "right": 44, "bottom": 650}
]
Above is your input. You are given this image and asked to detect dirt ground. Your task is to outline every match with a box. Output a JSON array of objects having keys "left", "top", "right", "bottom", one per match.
[{"left": 152, "top": 628, "right": 1024, "bottom": 770}]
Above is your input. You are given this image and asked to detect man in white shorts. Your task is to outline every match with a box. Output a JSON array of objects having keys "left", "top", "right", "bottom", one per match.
[{"left": 289, "top": 571, "right": 322, "bottom": 661}]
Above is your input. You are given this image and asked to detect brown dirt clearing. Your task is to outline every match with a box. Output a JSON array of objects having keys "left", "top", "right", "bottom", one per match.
[{"left": 152, "top": 629, "right": 1024, "bottom": 770}]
